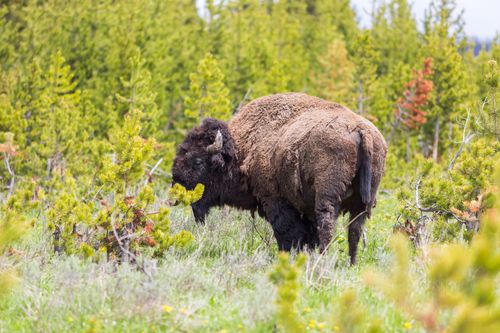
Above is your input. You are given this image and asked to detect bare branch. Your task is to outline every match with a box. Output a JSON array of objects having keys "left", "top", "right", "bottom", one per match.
[
  {"left": 448, "top": 108, "right": 475, "bottom": 171},
  {"left": 234, "top": 87, "right": 252, "bottom": 114},
  {"left": 413, "top": 176, "right": 474, "bottom": 226},
  {"left": 3, "top": 153, "right": 15, "bottom": 198},
  {"left": 144, "top": 157, "right": 163, "bottom": 186},
  {"left": 110, "top": 214, "right": 152, "bottom": 279}
]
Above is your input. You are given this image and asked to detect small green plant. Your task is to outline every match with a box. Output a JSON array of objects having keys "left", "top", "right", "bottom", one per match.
[
  {"left": 332, "top": 289, "right": 383, "bottom": 333},
  {"left": 270, "top": 253, "right": 385, "bottom": 333},
  {"left": 269, "top": 253, "right": 306, "bottom": 333},
  {"left": 0, "top": 182, "right": 39, "bottom": 296},
  {"left": 169, "top": 183, "right": 204, "bottom": 206}
]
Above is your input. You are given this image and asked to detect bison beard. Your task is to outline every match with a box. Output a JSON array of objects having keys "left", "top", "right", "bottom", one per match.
[{"left": 172, "top": 93, "right": 387, "bottom": 265}]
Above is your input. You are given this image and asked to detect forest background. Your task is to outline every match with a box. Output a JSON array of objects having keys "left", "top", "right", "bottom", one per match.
[{"left": 0, "top": 0, "right": 499, "bottom": 332}]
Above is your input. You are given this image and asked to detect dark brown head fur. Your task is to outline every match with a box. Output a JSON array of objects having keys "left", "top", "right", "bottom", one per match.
[{"left": 172, "top": 118, "right": 258, "bottom": 222}]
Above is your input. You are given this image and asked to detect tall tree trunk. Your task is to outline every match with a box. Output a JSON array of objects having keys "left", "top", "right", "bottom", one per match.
[{"left": 432, "top": 115, "right": 440, "bottom": 162}]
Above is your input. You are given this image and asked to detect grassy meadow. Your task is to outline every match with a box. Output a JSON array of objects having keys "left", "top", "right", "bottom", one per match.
[
  {"left": 1, "top": 194, "right": 414, "bottom": 333},
  {"left": 1, "top": 0, "right": 499, "bottom": 332}
]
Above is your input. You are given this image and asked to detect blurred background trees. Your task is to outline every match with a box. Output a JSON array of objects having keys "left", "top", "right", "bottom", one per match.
[{"left": 0, "top": 1, "right": 499, "bottom": 331}]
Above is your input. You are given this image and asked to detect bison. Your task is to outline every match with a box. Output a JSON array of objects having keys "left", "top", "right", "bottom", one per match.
[{"left": 172, "top": 93, "right": 387, "bottom": 264}]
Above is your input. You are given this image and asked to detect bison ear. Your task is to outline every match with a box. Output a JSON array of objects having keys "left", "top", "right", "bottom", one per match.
[
  {"left": 201, "top": 118, "right": 235, "bottom": 171},
  {"left": 210, "top": 153, "right": 226, "bottom": 171}
]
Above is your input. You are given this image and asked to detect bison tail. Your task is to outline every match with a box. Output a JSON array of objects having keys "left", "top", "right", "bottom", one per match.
[{"left": 359, "top": 130, "right": 373, "bottom": 207}]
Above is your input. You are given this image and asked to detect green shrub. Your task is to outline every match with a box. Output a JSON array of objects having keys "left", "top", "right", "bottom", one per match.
[
  {"left": 269, "top": 253, "right": 306, "bottom": 333},
  {"left": 46, "top": 110, "right": 198, "bottom": 261},
  {"left": 396, "top": 138, "right": 499, "bottom": 243},
  {"left": 366, "top": 174, "right": 500, "bottom": 332}
]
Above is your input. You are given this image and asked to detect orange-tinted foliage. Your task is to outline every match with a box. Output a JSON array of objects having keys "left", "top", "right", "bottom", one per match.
[{"left": 395, "top": 57, "right": 434, "bottom": 129}]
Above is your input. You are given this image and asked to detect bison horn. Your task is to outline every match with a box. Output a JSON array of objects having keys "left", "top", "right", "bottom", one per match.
[{"left": 207, "top": 130, "right": 223, "bottom": 154}]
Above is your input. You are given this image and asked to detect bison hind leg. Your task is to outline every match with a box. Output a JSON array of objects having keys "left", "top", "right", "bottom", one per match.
[
  {"left": 345, "top": 199, "right": 369, "bottom": 265},
  {"left": 261, "top": 198, "right": 314, "bottom": 251}
]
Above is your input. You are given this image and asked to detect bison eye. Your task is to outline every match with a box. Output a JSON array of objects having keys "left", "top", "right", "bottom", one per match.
[{"left": 193, "top": 158, "right": 203, "bottom": 167}]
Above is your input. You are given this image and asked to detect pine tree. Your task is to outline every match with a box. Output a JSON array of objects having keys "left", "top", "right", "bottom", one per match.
[
  {"left": 117, "top": 55, "right": 160, "bottom": 138},
  {"left": 371, "top": 0, "right": 422, "bottom": 117},
  {"left": 0, "top": 70, "right": 27, "bottom": 149},
  {"left": 28, "top": 51, "right": 85, "bottom": 176},
  {"left": 250, "top": 0, "right": 308, "bottom": 97},
  {"left": 184, "top": 53, "right": 231, "bottom": 128},
  {"left": 394, "top": 58, "right": 434, "bottom": 131},
  {"left": 296, "top": 0, "right": 357, "bottom": 86},
  {"left": 48, "top": 109, "right": 197, "bottom": 260},
  {"left": 474, "top": 59, "right": 499, "bottom": 140},
  {"left": 423, "top": 0, "right": 470, "bottom": 161},
  {"left": 311, "top": 37, "right": 354, "bottom": 103},
  {"left": 371, "top": 0, "right": 420, "bottom": 76},
  {"left": 349, "top": 31, "right": 390, "bottom": 125},
  {"left": 304, "top": 0, "right": 358, "bottom": 47},
  {"left": 392, "top": 58, "right": 434, "bottom": 160}
]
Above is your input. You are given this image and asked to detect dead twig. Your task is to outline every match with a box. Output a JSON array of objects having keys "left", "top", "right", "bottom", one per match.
[
  {"left": 145, "top": 157, "right": 164, "bottom": 185},
  {"left": 412, "top": 177, "right": 476, "bottom": 233},
  {"left": 3, "top": 153, "right": 15, "bottom": 198},
  {"left": 448, "top": 108, "right": 475, "bottom": 171},
  {"left": 110, "top": 212, "right": 152, "bottom": 279},
  {"left": 234, "top": 87, "right": 252, "bottom": 114},
  {"left": 251, "top": 216, "right": 272, "bottom": 249}
]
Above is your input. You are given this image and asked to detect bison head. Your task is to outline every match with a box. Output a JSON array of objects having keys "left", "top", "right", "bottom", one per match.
[{"left": 172, "top": 118, "right": 236, "bottom": 223}]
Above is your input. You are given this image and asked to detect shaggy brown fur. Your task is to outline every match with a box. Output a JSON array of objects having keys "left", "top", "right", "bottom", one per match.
[{"left": 172, "top": 93, "right": 387, "bottom": 264}]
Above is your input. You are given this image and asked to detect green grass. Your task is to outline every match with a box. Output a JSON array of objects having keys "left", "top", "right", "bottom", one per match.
[{"left": 0, "top": 192, "right": 422, "bottom": 332}]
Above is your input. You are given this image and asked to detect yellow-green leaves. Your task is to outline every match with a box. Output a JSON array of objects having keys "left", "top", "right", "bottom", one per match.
[
  {"left": 0, "top": 268, "right": 18, "bottom": 297},
  {"left": 184, "top": 53, "right": 231, "bottom": 125},
  {"left": 0, "top": 185, "right": 36, "bottom": 298},
  {"left": 365, "top": 196, "right": 500, "bottom": 333},
  {"left": 45, "top": 108, "right": 194, "bottom": 260},
  {"left": 169, "top": 183, "right": 204, "bottom": 206},
  {"left": 269, "top": 253, "right": 306, "bottom": 333},
  {"left": 100, "top": 109, "right": 155, "bottom": 191}
]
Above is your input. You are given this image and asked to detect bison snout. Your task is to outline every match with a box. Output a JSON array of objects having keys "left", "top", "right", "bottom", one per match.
[{"left": 192, "top": 203, "right": 207, "bottom": 224}]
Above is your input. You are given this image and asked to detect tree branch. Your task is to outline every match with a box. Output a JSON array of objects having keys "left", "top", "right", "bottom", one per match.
[
  {"left": 110, "top": 213, "right": 152, "bottom": 279},
  {"left": 144, "top": 157, "right": 163, "bottom": 186},
  {"left": 234, "top": 86, "right": 252, "bottom": 114},
  {"left": 448, "top": 108, "right": 474, "bottom": 171},
  {"left": 3, "top": 153, "right": 15, "bottom": 198}
]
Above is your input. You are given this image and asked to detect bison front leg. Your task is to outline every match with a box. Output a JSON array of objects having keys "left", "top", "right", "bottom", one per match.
[
  {"left": 261, "top": 198, "right": 311, "bottom": 251},
  {"left": 315, "top": 200, "right": 340, "bottom": 253}
]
